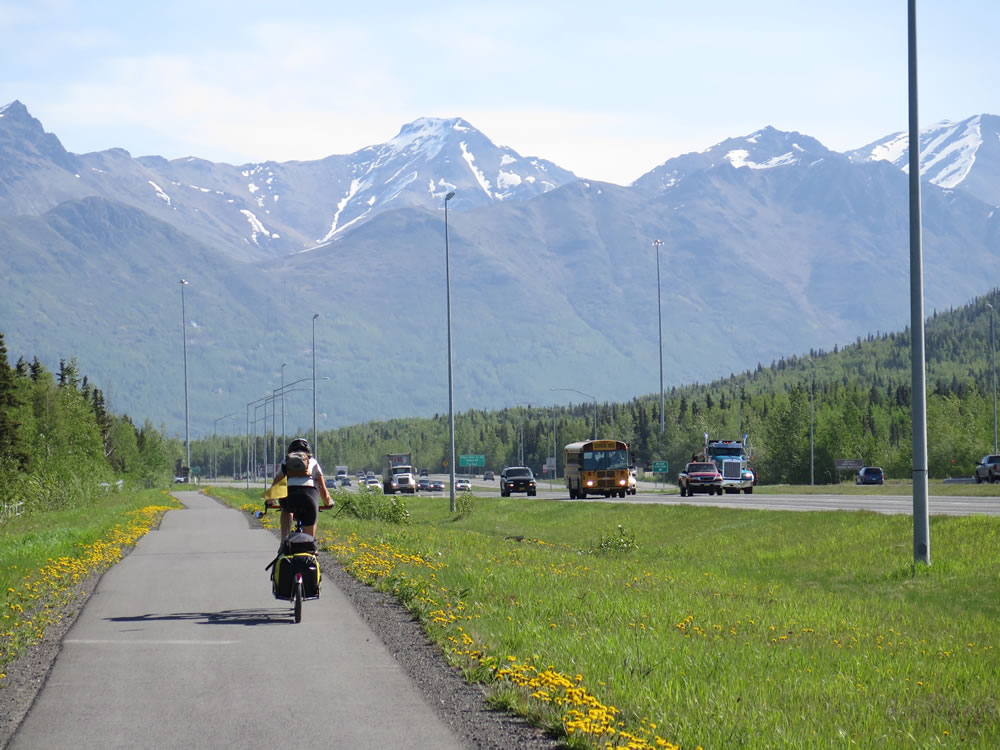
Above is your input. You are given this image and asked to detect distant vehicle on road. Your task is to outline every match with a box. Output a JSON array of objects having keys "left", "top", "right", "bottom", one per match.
[
  {"left": 430, "top": 479, "right": 445, "bottom": 491},
  {"left": 678, "top": 462, "right": 723, "bottom": 497},
  {"left": 483, "top": 470, "right": 495, "bottom": 481},
  {"left": 975, "top": 455, "right": 1000, "bottom": 483},
  {"left": 364, "top": 477, "right": 382, "bottom": 490},
  {"left": 417, "top": 477, "right": 431, "bottom": 492},
  {"left": 455, "top": 478, "right": 472, "bottom": 491},
  {"left": 500, "top": 466, "right": 536, "bottom": 497},
  {"left": 856, "top": 466, "right": 884, "bottom": 485},
  {"left": 340, "top": 476, "right": 352, "bottom": 487},
  {"left": 563, "top": 439, "right": 630, "bottom": 499}
]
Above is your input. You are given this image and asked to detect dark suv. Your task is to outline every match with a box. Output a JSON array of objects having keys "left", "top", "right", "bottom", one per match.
[
  {"left": 500, "top": 466, "right": 536, "bottom": 497},
  {"left": 856, "top": 466, "right": 884, "bottom": 485},
  {"left": 975, "top": 455, "right": 1000, "bottom": 483}
]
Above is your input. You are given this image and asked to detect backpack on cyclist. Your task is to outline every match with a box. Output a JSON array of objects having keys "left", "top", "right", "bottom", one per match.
[{"left": 285, "top": 450, "right": 311, "bottom": 478}]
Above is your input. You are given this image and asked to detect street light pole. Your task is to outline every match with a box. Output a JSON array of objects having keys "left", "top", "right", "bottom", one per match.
[
  {"left": 179, "top": 279, "right": 191, "bottom": 472},
  {"left": 907, "top": 0, "right": 930, "bottom": 565},
  {"left": 213, "top": 412, "right": 239, "bottom": 478},
  {"left": 444, "top": 190, "right": 457, "bottom": 513},
  {"left": 988, "top": 303, "right": 997, "bottom": 454},
  {"left": 280, "top": 362, "right": 286, "bottom": 451},
  {"left": 550, "top": 387, "right": 597, "bottom": 439},
  {"left": 652, "top": 240, "right": 664, "bottom": 434},
  {"left": 312, "top": 313, "right": 319, "bottom": 460},
  {"left": 809, "top": 361, "right": 815, "bottom": 486}
]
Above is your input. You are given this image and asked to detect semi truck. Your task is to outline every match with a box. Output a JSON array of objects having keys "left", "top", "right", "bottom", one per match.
[
  {"left": 703, "top": 433, "right": 755, "bottom": 494},
  {"left": 382, "top": 452, "right": 414, "bottom": 494}
]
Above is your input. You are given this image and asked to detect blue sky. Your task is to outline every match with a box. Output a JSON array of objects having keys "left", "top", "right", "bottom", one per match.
[{"left": 1, "top": 0, "right": 997, "bottom": 185}]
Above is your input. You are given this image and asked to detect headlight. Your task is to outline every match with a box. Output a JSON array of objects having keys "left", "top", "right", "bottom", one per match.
[
  {"left": 618, "top": 479, "right": 626, "bottom": 486},
  {"left": 586, "top": 480, "right": 594, "bottom": 487}
]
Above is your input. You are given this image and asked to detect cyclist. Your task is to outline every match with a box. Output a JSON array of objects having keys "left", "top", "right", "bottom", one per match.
[{"left": 266, "top": 437, "right": 333, "bottom": 540}]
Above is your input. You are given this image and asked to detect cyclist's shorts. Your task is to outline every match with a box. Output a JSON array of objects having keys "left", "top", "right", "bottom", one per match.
[{"left": 280, "top": 485, "right": 319, "bottom": 526}]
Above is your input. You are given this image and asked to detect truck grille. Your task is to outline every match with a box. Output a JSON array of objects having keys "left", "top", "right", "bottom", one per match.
[{"left": 723, "top": 461, "right": 742, "bottom": 480}]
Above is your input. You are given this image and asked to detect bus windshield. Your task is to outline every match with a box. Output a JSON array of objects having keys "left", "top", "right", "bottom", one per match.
[{"left": 583, "top": 449, "right": 629, "bottom": 471}]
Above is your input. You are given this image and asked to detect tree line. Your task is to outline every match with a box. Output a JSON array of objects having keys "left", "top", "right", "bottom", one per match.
[
  {"left": 0, "top": 331, "right": 179, "bottom": 516},
  {"left": 188, "top": 291, "right": 1000, "bottom": 485}
]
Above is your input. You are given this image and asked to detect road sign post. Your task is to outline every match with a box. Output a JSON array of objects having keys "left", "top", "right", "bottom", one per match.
[{"left": 652, "top": 460, "right": 669, "bottom": 489}]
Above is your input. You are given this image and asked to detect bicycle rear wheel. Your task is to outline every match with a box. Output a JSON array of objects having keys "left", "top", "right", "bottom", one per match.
[{"left": 293, "top": 580, "right": 303, "bottom": 623}]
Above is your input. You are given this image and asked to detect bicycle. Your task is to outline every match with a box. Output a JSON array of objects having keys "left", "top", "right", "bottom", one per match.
[{"left": 259, "top": 500, "right": 326, "bottom": 623}]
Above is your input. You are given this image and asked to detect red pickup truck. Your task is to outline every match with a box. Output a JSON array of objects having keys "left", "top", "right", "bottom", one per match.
[{"left": 678, "top": 462, "right": 723, "bottom": 497}]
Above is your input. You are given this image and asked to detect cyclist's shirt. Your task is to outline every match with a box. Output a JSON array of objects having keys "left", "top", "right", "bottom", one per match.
[{"left": 285, "top": 457, "right": 322, "bottom": 488}]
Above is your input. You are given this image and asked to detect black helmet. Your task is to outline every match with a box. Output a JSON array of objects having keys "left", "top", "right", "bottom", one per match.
[{"left": 288, "top": 437, "right": 311, "bottom": 453}]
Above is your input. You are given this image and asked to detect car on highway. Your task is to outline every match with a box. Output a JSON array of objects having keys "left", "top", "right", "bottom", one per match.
[
  {"left": 500, "top": 466, "right": 536, "bottom": 497},
  {"left": 325, "top": 477, "right": 338, "bottom": 489},
  {"left": 483, "top": 471, "right": 495, "bottom": 481},
  {"left": 856, "top": 466, "right": 884, "bottom": 485},
  {"left": 419, "top": 468, "right": 429, "bottom": 477},
  {"left": 364, "top": 477, "right": 382, "bottom": 490},
  {"left": 339, "top": 475, "right": 352, "bottom": 487},
  {"left": 975, "top": 454, "right": 1000, "bottom": 483},
  {"left": 430, "top": 479, "right": 445, "bottom": 491},
  {"left": 417, "top": 477, "right": 431, "bottom": 492},
  {"left": 627, "top": 466, "right": 637, "bottom": 496},
  {"left": 455, "top": 478, "right": 472, "bottom": 491},
  {"left": 678, "top": 462, "right": 723, "bottom": 497}
]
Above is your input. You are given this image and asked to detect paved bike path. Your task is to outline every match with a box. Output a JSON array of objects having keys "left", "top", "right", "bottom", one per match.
[{"left": 8, "top": 491, "right": 466, "bottom": 749}]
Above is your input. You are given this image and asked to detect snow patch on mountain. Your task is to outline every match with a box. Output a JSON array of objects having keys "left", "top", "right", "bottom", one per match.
[
  {"left": 725, "top": 149, "right": 798, "bottom": 169},
  {"left": 148, "top": 180, "right": 171, "bottom": 205},
  {"left": 460, "top": 141, "right": 492, "bottom": 197}
]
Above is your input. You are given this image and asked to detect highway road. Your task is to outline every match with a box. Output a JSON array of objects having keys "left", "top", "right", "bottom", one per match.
[{"left": 221, "top": 475, "right": 1000, "bottom": 517}]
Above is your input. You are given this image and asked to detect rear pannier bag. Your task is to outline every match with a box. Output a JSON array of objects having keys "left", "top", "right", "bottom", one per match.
[
  {"left": 280, "top": 532, "right": 318, "bottom": 555},
  {"left": 271, "top": 553, "right": 320, "bottom": 599}
]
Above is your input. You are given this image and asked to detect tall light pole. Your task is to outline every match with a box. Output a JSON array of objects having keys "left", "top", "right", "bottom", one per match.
[
  {"left": 988, "top": 303, "right": 997, "bottom": 453},
  {"left": 280, "top": 362, "right": 286, "bottom": 451},
  {"left": 179, "top": 279, "right": 191, "bottom": 472},
  {"left": 312, "top": 313, "right": 319, "bottom": 460},
  {"left": 907, "top": 0, "right": 930, "bottom": 565},
  {"left": 550, "top": 387, "right": 597, "bottom": 439},
  {"left": 652, "top": 240, "right": 665, "bottom": 434},
  {"left": 809, "top": 360, "right": 815, "bottom": 486},
  {"left": 213, "top": 412, "right": 239, "bottom": 478},
  {"left": 444, "top": 190, "right": 457, "bottom": 512}
]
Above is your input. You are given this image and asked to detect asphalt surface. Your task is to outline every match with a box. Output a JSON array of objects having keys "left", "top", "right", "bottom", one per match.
[{"left": 6, "top": 491, "right": 468, "bottom": 750}]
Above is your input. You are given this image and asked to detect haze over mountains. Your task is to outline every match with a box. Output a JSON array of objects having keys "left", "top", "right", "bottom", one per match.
[{"left": 1, "top": 99, "right": 998, "bottom": 436}]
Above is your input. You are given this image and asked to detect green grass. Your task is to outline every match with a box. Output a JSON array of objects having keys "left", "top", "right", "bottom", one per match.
[
  {"left": 760, "top": 479, "right": 1000, "bottom": 497},
  {"left": 205, "top": 487, "right": 1000, "bottom": 749}
]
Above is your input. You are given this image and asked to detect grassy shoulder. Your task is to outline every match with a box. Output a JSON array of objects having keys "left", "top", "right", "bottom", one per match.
[
  {"left": 758, "top": 479, "right": 1000, "bottom": 496},
  {"left": 0, "top": 487, "right": 181, "bottom": 671},
  {"left": 209, "top": 486, "right": 1000, "bottom": 749}
]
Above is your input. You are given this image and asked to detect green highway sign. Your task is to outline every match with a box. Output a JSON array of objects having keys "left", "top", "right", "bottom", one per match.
[
  {"left": 459, "top": 454, "right": 485, "bottom": 467},
  {"left": 652, "top": 461, "right": 669, "bottom": 473}
]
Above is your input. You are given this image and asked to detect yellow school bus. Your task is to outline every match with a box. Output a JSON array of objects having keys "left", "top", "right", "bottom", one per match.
[{"left": 563, "top": 439, "right": 630, "bottom": 499}]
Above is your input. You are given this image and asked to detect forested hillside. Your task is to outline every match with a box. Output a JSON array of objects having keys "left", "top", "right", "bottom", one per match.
[
  {"left": 193, "top": 290, "right": 999, "bottom": 485},
  {"left": 0, "top": 331, "right": 179, "bottom": 516}
]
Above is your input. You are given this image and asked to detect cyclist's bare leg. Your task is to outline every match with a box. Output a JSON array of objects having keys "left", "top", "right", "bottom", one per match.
[
  {"left": 280, "top": 510, "right": 293, "bottom": 539},
  {"left": 300, "top": 521, "right": 317, "bottom": 536}
]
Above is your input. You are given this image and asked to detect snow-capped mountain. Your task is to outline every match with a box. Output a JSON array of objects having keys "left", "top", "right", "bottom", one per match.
[
  {"left": 631, "top": 126, "right": 838, "bottom": 196},
  {"left": 312, "top": 117, "right": 576, "bottom": 244},
  {"left": 0, "top": 101, "right": 577, "bottom": 259},
  {"left": 2, "top": 99, "right": 1000, "bottom": 436},
  {"left": 848, "top": 114, "right": 1000, "bottom": 207}
]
